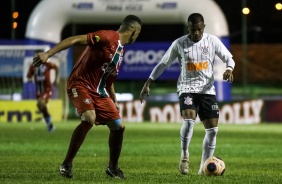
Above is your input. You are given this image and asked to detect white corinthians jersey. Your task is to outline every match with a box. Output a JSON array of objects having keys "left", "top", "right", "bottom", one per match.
[{"left": 160, "top": 33, "right": 233, "bottom": 96}]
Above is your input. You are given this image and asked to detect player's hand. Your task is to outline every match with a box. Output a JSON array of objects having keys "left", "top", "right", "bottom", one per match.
[
  {"left": 33, "top": 52, "right": 49, "bottom": 67},
  {"left": 139, "top": 80, "right": 151, "bottom": 104},
  {"left": 223, "top": 70, "right": 233, "bottom": 82},
  {"left": 139, "top": 85, "right": 150, "bottom": 104}
]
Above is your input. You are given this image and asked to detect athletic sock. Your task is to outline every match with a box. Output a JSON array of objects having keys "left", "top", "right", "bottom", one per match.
[
  {"left": 44, "top": 116, "right": 52, "bottom": 125},
  {"left": 41, "top": 106, "right": 51, "bottom": 125},
  {"left": 199, "top": 127, "right": 218, "bottom": 170},
  {"left": 63, "top": 121, "right": 93, "bottom": 165},
  {"left": 180, "top": 119, "right": 194, "bottom": 158},
  {"left": 108, "top": 127, "right": 125, "bottom": 170}
]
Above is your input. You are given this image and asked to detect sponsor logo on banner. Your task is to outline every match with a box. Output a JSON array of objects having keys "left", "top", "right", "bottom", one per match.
[
  {"left": 98, "top": 0, "right": 144, "bottom": 12},
  {"left": 156, "top": 2, "right": 177, "bottom": 9},
  {"left": 0, "top": 50, "right": 24, "bottom": 77},
  {"left": 106, "top": 5, "right": 122, "bottom": 11},
  {"left": 119, "top": 42, "right": 180, "bottom": 80},
  {"left": 105, "top": 4, "right": 142, "bottom": 12},
  {"left": 0, "top": 100, "right": 63, "bottom": 122},
  {"left": 116, "top": 99, "right": 264, "bottom": 124},
  {"left": 73, "top": 3, "right": 93, "bottom": 9}
]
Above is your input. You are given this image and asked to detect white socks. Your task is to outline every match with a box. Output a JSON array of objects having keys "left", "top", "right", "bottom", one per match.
[
  {"left": 199, "top": 127, "right": 218, "bottom": 171},
  {"left": 180, "top": 119, "right": 195, "bottom": 158},
  {"left": 179, "top": 120, "right": 219, "bottom": 173}
]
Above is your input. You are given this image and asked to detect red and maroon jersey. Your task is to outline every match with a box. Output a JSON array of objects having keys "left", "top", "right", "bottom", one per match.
[
  {"left": 27, "top": 62, "right": 57, "bottom": 95},
  {"left": 67, "top": 30, "right": 124, "bottom": 97}
]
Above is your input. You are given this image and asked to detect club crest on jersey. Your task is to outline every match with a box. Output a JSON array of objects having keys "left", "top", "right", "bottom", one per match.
[
  {"left": 200, "top": 46, "right": 209, "bottom": 55},
  {"left": 84, "top": 98, "right": 91, "bottom": 104},
  {"left": 184, "top": 96, "right": 193, "bottom": 105}
]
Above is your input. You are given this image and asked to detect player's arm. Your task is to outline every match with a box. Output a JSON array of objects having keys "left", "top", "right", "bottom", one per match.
[
  {"left": 213, "top": 36, "right": 235, "bottom": 83},
  {"left": 26, "top": 65, "right": 34, "bottom": 81},
  {"left": 139, "top": 41, "right": 178, "bottom": 103},
  {"left": 139, "top": 62, "right": 167, "bottom": 104},
  {"left": 223, "top": 58, "right": 235, "bottom": 82},
  {"left": 33, "top": 35, "right": 88, "bottom": 67},
  {"left": 109, "top": 83, "right": 119, "bottom": 111},
  {"left": 139, "top": 40, "right": 178, "bottom": 103},
  {"left": 220, "top": 46, "right": 235, "bottom": 83},
  {"left": 139, "top": 78, "right": 153, "bottom": 104}
]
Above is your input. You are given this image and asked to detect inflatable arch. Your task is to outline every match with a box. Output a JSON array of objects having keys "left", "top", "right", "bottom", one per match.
[
  {"left": 24, "top": 0, "right": 231, "bottom": 101},
  {"left": 25, "top": 0, "right": 229, "bottom": 43}
]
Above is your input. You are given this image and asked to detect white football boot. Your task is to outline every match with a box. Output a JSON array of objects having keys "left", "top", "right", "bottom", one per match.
[{"left": 179, "top": 156, "right": 189, "bottom": 174}]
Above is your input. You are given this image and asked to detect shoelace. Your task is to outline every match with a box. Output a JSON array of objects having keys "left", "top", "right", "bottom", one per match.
[{"left": 180, "top": 160, "right": 189, "bottom": 169}]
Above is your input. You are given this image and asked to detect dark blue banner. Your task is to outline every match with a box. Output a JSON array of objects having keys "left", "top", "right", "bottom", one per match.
[
  {"left": 0, "top": 40, "right": 58, "bottom": 77},
  {"left": 0, "top": 48, "right": 25, "bottom": 77},
  {"left": 118, "top": 42, "right": 180, "bottom": 80}
]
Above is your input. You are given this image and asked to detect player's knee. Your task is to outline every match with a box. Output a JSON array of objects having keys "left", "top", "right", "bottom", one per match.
[
  {"left": 206, "top": 127, "right": 218, "bottom": 138},
  {"left": 182, "top": 109, "right": 196, "bottom": 119},
  {"left": 81, "top": 110, "right": 96, "bottom": 125},
  {"left": 113, "top": 118, "right": 121, "bottom": 130},
  {"left": 110, "top": 118, "right": 124, "bottom": 130},
  {"left": 86, "top": 117, "right": 96, "bottom": 125},
  {"left": 37, "top": 100, "right": 46, "bottom": 110}
]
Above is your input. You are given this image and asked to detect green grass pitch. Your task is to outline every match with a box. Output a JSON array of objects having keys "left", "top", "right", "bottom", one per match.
[{"left": 0, "top": 121, "right": 282, "bottom": 184}]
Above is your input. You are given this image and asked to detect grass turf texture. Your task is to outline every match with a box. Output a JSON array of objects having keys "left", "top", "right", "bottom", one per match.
[{"left": 0, "top": 121, "right": 282, "bottom": 184}]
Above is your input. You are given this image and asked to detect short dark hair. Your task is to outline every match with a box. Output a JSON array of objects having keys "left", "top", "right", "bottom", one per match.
[
  {"left": 122, "top": 15, "right": 142, "bottom": 26},
  {"left": 187, "top": 13, "right": 204, "bottom": 24}
]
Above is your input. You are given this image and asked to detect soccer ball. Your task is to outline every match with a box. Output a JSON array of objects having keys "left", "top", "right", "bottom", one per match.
[{"left": 203, "top": 156, "right": 226, "bottom": 176}]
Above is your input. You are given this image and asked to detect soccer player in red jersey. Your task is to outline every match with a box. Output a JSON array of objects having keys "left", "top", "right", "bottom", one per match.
[
  {"left": 33, "top": 15, "right": 142, "bottom": 179},
  {"left": 27, "top": 50, "right": 59, "bottom": 132}
]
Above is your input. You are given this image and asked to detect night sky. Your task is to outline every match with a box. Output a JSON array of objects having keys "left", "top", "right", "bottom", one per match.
[{"left": 1, "top": 0, "right": 281, "bottom": 43}]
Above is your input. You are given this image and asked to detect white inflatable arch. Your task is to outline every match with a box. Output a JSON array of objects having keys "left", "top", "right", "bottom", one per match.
[{"left": 25, "top": 0, "right": 229, "bottom": 43}]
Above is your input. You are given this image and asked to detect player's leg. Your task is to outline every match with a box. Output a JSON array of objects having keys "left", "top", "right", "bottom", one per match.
[
  {"left": 198, "top": 94, "right": 219, "bottom": 175},
  {"left": 178, "top": 93, "right": 197, "bottom": 174},
  {"left": 37, "top": 91, "right": 54, "bottom": 132},
  {"left": 198, "top": 119, "right": 218, "bottom": 175},
  {"left": 105, "top": 119, "right": 126, "bottom": 179},
  {"left": 95, "top": 96, "right": 126, "bottom": 179},
  {"left": 60, "top": 110, "right": 95, "bottom": 178},
  {"left": 60, "top": 88, "right": 95, "bottom": 178}
]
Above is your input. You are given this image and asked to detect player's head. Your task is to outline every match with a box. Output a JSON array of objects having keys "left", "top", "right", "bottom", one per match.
[
  {"left": 118, "top": 15, "right": 142, "bottom": 44},
  {"left": 187, "top": 13, "right": 205, "bottom": 42}
]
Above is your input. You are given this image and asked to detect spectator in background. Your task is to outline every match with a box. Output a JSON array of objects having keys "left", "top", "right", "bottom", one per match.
[
  {"left": 32, "top": 15, "right": 142, "bottom": 179},
  {"left": 27, "top": 49, "right": 59, "bottom": 132},
  {"left": 139, "top": 13, "right": 235, "bottom": 175}
]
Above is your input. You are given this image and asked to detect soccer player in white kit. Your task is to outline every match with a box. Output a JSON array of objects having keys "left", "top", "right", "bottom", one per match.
[{"left": 139, "top": 13, "right": 235, "bottom": 175}]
